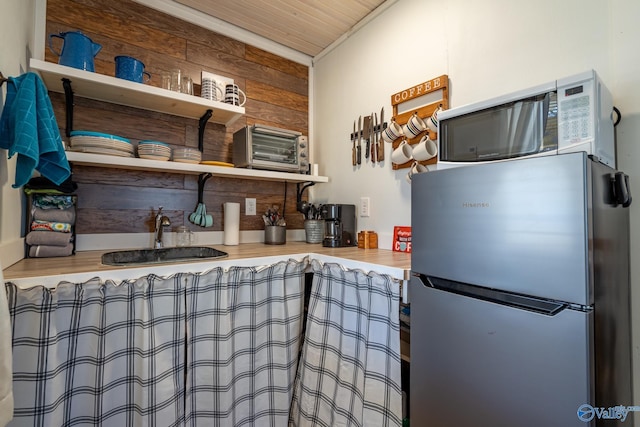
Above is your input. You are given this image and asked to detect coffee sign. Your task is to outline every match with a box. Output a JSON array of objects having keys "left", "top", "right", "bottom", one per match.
[{"left": 391, "top": 75, "right": 448, "bottom": 106}]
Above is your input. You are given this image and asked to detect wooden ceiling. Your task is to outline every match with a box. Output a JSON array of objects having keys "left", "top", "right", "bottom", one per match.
[{"left": 175, "top": 0, "right": 389, "bottom": 57}]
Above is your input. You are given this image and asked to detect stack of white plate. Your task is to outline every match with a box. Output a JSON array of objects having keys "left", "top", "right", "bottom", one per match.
[
  {"left": 173, "top": 147, "right": 202, "bottom": 164},
  {"left": 69, "top": 131, "right": 134, "bottom": 157},
  {"left": 138, "top": 141, "right": 172, "bottom": 161}
]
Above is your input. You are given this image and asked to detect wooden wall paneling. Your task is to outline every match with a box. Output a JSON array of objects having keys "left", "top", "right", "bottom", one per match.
[
  {"left": 247, "top": 80, "right": 308, "bottom": 113},
  {"left": 72, "top": 166, "right": 186, "bottom": 189},
  {"left": 75, "top": 209, "right": 167, "bottom": 234},
  {"left": 46, "top": 0, "right": 310, "bottom": 235},
  {"left": 46, "top": 0, "right": 187, "bottom": 59},
  {"left": 187, "top": 42, "right": 307, "bottom": 96},
  {"left": 50, "top": 94, "right": 191, "bottom": 146},
  {"left": 244, "top": 101, "right": 308, "bottom": 132},
  {"left": 245, "top": 46, "right": 308, "bottom": 80},
  {"left": 77, "top": 183, "right": 194, "bottom": 210}
]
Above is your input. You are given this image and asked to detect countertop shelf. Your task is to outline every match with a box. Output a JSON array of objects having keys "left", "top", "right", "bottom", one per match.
[
  {"left": 65, "top": 151, "right": 329, "bottom": 183},
  {"left": 30, "top": 58, "right": 244, "bottom": 126}
]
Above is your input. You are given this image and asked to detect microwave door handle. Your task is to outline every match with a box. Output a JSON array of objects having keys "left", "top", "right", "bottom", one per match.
[
  {"left": 513, "top": 101, "right": 538, "bottom": 152},
  {"left": 541, "top": 93, "right": 550, "bottom": 149},
  {"left": 506, "top": 102, "right": 520, "bottom": 153}
]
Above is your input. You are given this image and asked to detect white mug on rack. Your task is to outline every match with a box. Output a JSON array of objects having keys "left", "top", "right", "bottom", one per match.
[
  {"left": 391, "top": 139, "right": 413, "bottom": 164},
  {"left": 412, "top": 134, "right": 438, "bottom": 161},
  {"left": 403, "top": 112, "right": 427, "bottom": 139},
  {"left": 382, "top": 119, "right": 404, "bottom": 143},
  {"left": 426, "top": 105, "right": 443, "bottom": 133},
  {"left": 406, "top": 161, "right": 429, "bottom": 183}
]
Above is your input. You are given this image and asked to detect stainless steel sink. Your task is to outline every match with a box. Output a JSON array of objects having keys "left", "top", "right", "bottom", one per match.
[{"left": 101, "top": 246, "right": 228, "bottom": 266}]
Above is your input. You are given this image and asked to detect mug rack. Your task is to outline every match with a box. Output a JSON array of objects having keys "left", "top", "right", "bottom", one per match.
[{"left": 390, "top": 75, "right": 449, "bottom": 170}]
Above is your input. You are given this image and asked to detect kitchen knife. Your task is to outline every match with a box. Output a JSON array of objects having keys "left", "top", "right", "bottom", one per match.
[
  {"left": 369, "top": 113, "right": 375, "bottom": 162},
  {"left": 364, "top": 115, "right": 371, "bottom": 159},
  {"left": 352, "top": 120, "right": 357, "bottom": 166},
  {"left": 378, "top": 107, "right": 385, "bottom": 161},
  {"left": 372, "top": 112, "right": 378, "bottom": 163},
  {"left": 357, "top": 116, "right": 362, "bottom": 165}
]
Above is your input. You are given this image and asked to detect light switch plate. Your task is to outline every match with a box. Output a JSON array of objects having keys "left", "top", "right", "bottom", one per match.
[
  {"left": 245, "top": 198, "right": 256, "bottom": 216},
  {"left": 360, "top": 197, "right": 370, "bottom": 217}
]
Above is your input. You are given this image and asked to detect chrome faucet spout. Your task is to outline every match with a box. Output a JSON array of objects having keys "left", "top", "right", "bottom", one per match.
[{"left": 154, "top": 207, "right": 171, "bottom": 248}]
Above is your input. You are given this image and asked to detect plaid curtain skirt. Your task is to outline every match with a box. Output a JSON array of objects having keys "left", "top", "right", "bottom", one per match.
[
  {"left": 289, "top": 260, "right": 403, "bottom": 427},
  {"left": 4, "top": 258, "right": 402, "bottom": 427}
]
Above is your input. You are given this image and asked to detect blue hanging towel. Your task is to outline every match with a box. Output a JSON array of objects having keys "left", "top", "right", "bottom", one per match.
[{"left": 0, "top": 72, "right": 70, "bottom": 188}]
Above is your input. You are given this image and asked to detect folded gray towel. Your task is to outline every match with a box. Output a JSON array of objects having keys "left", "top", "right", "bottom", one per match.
[
  {"left": 26, "top": 230, "right": 72, "bottom": 247},
  {"left": 32, "top": 206, "right": 76, "bottom": 224},
  {"left": 29, "top": 243, "right": 73, "bottom": 258}
]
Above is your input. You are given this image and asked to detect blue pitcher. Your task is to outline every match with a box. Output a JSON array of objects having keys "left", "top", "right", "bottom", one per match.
[{"left": 48, "top": 31, "right": 102, "bottom": 72}]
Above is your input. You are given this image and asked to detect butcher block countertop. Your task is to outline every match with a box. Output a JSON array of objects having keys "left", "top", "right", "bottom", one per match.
[{"left": 3, "top": 242, "right": 412, "bottom": 289}]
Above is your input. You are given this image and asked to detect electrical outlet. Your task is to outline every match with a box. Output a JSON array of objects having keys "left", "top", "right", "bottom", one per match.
[
  {"left": 360, "top": 197, "right": 370, "bottom": 217},
  {"left": 245, "top": 198, "right": 256, "bottom": 216}
]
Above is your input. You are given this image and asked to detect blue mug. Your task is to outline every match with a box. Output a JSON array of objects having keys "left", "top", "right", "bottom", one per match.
[{"left": 115, "top": 56, "right": 151, "bottom": 83}]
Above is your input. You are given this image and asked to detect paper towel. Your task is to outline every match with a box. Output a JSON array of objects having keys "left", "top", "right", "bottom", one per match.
[{"left": 223, "top": 202, "right": 240, "bottom": 245}]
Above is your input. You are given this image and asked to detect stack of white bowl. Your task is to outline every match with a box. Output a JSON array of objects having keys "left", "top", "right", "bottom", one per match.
[
  {"left": 173, "top": 147, "right": 202, "bottom": 164},
  {"left": 137, "top": 141, "right": 172, "bottom": 161}
]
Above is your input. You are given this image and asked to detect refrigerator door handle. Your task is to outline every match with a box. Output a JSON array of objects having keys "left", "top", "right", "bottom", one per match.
[
  {"left": 416, "top": 274, "right": 569, "bottom": 316},
  {"left": 613, "top": 172, "right": 632, "bottom": 207}
]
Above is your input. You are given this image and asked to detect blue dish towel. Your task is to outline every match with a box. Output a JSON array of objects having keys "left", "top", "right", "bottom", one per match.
[{"left": 0, "top": 72, "right": 70, "bottom": 188}]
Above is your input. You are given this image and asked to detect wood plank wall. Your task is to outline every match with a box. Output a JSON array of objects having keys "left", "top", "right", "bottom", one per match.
[{"left": 45, "top": 0, "right": 309, "bottom": 234}]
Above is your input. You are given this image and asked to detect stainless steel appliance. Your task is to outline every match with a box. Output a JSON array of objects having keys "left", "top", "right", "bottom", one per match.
[
  {"left": 437, "top": 70, "right": 616, "bottom": 169},
  {"left": 233, "top": 124, "right": 309, "bottom": 173},
  {"left": 410, "top": 153, "right": 633, "bottom": 426},
  {"left": 321, "top": 204, "right": 356, "bottom": 247}
]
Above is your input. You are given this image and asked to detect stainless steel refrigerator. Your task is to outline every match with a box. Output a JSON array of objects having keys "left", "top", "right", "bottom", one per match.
[{"left": 409, "top": 152, "right": 633, "bottom": 426}]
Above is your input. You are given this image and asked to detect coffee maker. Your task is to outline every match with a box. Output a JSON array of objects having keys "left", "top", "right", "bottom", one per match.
[{"left": 321, "top": 204, "right": 356, "bottom": 247}]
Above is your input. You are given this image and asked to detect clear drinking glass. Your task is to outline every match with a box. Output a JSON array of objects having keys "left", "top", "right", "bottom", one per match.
[
  {"left": 161, "top": 72, "right": 171, "bottom": 90},
  {"left": 181, "top": 76, "right": 193, "bottom": 95},
  {"left": 175, "top": 225, "right": 194, "bottom": 247},
  {"left": 170, "top": 69, "right": 182, "bottom": 92}
]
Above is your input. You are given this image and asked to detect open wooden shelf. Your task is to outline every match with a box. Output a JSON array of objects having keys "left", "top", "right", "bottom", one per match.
[
  {"left": 65, "top": 151, "right": 329, "bottom": 183},
  {"left": 30, "top": 58, "right": 244, "bottom": 126}
]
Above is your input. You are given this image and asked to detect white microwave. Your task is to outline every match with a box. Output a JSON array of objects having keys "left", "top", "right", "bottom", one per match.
[{"left": 437, "top": 70, "right": 616, "bottom": 169}]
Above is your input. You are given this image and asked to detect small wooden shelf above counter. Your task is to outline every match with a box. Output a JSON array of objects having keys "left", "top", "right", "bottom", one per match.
[
  {"left": 65, "top": 151, "right": 329, "bottom": 183},
  {"left": 29, "top": 58, "right": 244, "bottom": 126}
]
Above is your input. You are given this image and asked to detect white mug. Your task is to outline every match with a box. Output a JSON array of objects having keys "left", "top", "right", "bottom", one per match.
[
  {"left": 403, "top": 112, "right": 427, "bottom": 139},
  {"left": 391, "top": 140, "right": 413, "bottom": 164},
  {"left": 224, "top": 83, "right": 246, "bottom": 107},
  {"left": 382, "top": 119, "right": 404, "bottom": 143},
  {"left": 427, "top": 105, "right": 443, "bottom": 133},
  {"left": 412, "top": 134, "right": 438, "bottom": 161},
  {"left": 201, "top": 78, "right": 224, "bottom": 101},
  {"left": 406, "top": 161, "right": 429, "bottom": 183}
]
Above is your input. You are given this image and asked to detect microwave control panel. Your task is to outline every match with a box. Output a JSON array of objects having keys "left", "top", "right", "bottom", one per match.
[{"left": 557, "top": 79, "right": 594, "bottom": 145}]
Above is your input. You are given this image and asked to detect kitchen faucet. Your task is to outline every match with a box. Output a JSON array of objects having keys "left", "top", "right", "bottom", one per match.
[{"left": 154, "top": 207, "right": 171, "bottom": 248}]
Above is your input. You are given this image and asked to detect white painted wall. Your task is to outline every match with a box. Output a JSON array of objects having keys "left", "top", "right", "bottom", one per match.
[
  {"left": 0, "top": 0, "right": 36, "bottom": 268},
  {"left": 313, "top": 0, "right": 640, "bottom": 414}
]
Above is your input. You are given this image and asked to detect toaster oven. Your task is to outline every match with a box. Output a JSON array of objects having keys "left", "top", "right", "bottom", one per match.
[{"left": 233, "top": 125, "right": 309, "bottom": 173}]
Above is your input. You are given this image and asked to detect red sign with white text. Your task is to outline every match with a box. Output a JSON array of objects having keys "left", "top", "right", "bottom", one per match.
[{"left": 393, "top": 226, "right": 412, "bottom": 253}]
